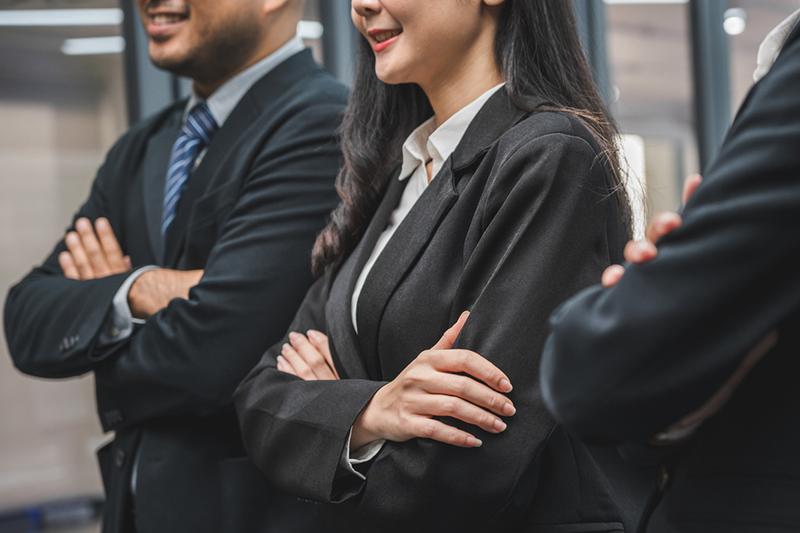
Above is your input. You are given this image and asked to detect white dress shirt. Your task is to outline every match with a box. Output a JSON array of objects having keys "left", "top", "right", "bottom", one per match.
[
  {"left": 754, "top": 8, "right": 800, "bottom": 82},
  {"left": 341, "top": 83, "right": 505, "bottom": 478},
  {"left": 98, "top": 35, "right": 306, "bottom": 349}
]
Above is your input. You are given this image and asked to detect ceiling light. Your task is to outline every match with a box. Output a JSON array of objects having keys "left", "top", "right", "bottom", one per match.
[
  {"left": 723, "top": 8, "right": 747, "bottom": 36},
  {"left": 62, "top": 36, "right": 125, "bottom": 56},
  {"left": 0, "top": 9, "right": 123, "bottom": 27}
]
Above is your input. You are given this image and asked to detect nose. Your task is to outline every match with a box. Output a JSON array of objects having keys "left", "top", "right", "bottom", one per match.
[{"left": 352, "top": 0, "right": 381, "bottom": 18}]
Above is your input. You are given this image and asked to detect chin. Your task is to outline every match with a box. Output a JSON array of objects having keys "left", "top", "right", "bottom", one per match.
[
  {"left": 148, "top": 42, "right": 193, "bottom": 74},
  {"left": 374, "top": 62, "right": 412, "bottom": 86}
]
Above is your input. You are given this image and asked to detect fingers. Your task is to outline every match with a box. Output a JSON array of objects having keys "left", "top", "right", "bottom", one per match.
[
  {"left": 289, "top": 332, "right": 337, "bottom": 380},
  {"left": 58, "top": 252, "right": 80, "bottom": 280},
  {"left": 682, "top": 174, "right": 703, "bottom": 205},
  {"left": 419, "top": 394, "right": 508, "bottom": 434},
  {"left": 307, "top": 330, "right": 338, "bottom": 379},
  {"left": 95, "top": 217, "right": 127, "bottom": 272},
  {"left": 601, "top": 264, "right": 625, "bottom": 288},
  {"left": 645, "top": 212, "right": 682, "bottom": 244},
  {"left": 74, "top": 218, "right": 110, "bottom": 276},
  {"left": 424, "top": 373, "right": 515, "bottom": 418},
  {"left": 408, "top": 416, "right": 482, "bottom": 448},
  {"left": 424, "top": 349, "right": 512, "bottom": 393},
  {"left": 431, "top": 310, "right": 470, "bottom": 350},
  {"left": 623, "top": 239, "right": 657, "bottom": 264},
  {"left": 64, "top": 231, "right": 95, "bottom": 279},
  {"left": 280, "top": 342, "right": 317, "bottom": 380},
  {"left": 276, "top": 355, "right": 299, "bottom": 377}
]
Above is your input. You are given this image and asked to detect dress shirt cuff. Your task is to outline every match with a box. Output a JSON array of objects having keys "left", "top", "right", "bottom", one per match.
[
  {"left": 96, "top": 266, "right": 159, "bottom": 347},
  {"left": 338, "top": 429, "right": 385, "bottom": 481}
]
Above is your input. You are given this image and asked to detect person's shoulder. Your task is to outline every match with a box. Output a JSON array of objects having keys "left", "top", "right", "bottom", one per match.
[
  {"left": 292, "top": 66, "right": 350, "bottom": 107},
  {"left": 501, "top": 108, "right": 602, "bottom": 159}
]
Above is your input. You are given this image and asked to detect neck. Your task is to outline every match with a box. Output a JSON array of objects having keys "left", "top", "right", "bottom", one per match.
[
  {"left": 192, "top": 32, "right": 296, "bottom": 99},
  {"left": 420, "top": 31, "right": 503, "bottom": 127}
]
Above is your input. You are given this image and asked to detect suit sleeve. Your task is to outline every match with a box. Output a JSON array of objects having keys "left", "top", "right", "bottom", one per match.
[
  {"left": 540, "top": 34, "right": 800, "bottom": 443},
  {"left": 86, "top": 101, "right": 344, "bottom": 429},
  {"left": 235, "top": 130, "right": 621, "bottom": 526},
  {"left": 4, "top": 138, "right": 131, "bottom": 379}
]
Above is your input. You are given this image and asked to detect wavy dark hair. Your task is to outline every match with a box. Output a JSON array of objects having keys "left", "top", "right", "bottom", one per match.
[{"left": 312, "top": 0, "right": 628, "bottom": 274}]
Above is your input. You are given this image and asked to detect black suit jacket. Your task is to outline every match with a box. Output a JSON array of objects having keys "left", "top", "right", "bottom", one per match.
[
  {"left": 235, "top": 89, "right": 631, "bottom": 533},
  {"left": 4, "top": 50, "right": 347, "bottom": 533},
  {"left": 540, "top": 24, "right": 800, "bottom": 533}
]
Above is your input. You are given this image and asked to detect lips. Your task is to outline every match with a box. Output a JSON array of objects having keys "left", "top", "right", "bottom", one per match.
[
  {"left": 367, "top": 28, "right": 403, "bottom": 53},
  {"left": 144, "top": 1, "right": 189, "bottom": 39}
]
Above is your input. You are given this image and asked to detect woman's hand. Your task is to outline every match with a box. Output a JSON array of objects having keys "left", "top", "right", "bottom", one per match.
[
  {"left": 351, "top": 311, "right": 515, "bottom": 450},
  {"left": 602, "top": 174, "right": 703, "bottom": 287},
  {"left": 277, "top": 330, "right": 339, "bottom": 380}
]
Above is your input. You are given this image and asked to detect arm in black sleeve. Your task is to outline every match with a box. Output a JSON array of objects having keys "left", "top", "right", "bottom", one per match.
[
  {"left": 236, "top": 129, "right": 621, "bottom": 526},
  {"left": 4, "top": 138, "right": 130, "bottom": 379},
  {"left": 88, "top": 102, "right": 344, "bottom": 430},
  {"left": 540, "top": 34, "right": 800, "bottom": 443}
]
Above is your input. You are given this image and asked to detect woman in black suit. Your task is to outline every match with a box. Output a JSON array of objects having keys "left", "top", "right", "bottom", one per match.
[{"left": 235, "top": 0, "right": 631, "bottom": 531}]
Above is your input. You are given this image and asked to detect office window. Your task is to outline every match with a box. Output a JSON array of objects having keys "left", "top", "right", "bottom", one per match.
[
  {"left": 0, "top": 0, "right": 125, "bottom": 519},
  {"left": 606, "top": 1, "right": 699, "bottom": 218},
  {"left": 727, "top": 0, "right": 800, "bottom": 112}
]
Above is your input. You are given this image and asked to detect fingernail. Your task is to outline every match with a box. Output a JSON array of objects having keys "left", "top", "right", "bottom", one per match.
[
  {"left": 494, "top": 419, "right": 507, "bottom": 432},
  {"left": 76, "top": 218, "right": 90, "bottom": 230},
  {"left": 307, "top": 330, "right": 321, "bottom": 341},
  {"left": 281, "top": 343, "right": 291, "bottom": 354},
  {"left": 288, "top": 332, "right": 300, "bottom": 343},
  {"left": 469, "top": 437, "right": 483, "bottom": 447},
  {"left": 503, "top": 402, "right": 516, "bottom": 416},
  {"left": 65, "top": 232, "right": 78, "bottom": 244},
  {"left": 499, "top": 378, "right": 512, "bottom": 392},
  {"left": 96, "top": 218, "right": 108, "bottom": 229}
]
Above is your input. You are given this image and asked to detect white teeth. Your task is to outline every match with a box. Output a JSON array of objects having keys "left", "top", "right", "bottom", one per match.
[
  {"left": 374, "top": 30, "right": 401, "bottom": 43},
  {"left": 152, "top": 13, "right": 186, "bottom": 25}
]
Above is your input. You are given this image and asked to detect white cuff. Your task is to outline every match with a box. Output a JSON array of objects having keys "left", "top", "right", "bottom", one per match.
[
  {"left": 338, "top": 429, "right": 385, "bottom": 480},
  {"left": 96, "top": 266, "right": 159, "bottom": 347}
]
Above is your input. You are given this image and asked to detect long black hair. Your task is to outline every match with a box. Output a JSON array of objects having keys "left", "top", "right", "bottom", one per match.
[{"left": 312, "top": 0, "right": 627, "bottom": 273}]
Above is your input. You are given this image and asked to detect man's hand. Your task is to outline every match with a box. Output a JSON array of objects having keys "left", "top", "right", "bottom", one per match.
[
  {"left": 59, "top": 217, "right": 131, "bottom": 280},
  {"left": 602, "top": 175, "right": 703, "bottom": 287},
  {"left": 128, "top": 268, "right": 204, "bottom": 320}
]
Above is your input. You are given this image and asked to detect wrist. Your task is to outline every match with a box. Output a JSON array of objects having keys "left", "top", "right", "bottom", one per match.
[
  {"left": 350, "top": 390, "right": 384, "bottom": 450},
  {"left": 128, "top": 269, "right": 159, "bottom": 319}
]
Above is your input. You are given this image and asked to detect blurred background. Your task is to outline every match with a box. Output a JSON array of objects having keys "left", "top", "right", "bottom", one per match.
[{"left": 0, "top": 0, "right": 797, "bottom": 531}]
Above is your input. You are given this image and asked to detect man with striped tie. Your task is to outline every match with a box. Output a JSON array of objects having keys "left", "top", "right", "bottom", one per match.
[{"left": 4, "top": 0, "right": 346, "bottom": 532}]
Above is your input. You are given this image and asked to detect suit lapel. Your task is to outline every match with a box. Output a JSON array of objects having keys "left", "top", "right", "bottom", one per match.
[
  {"left": 141, "top": 108, "right": 182, "bottom": 262},
  {"left": 162, "top": 49, "right": 321, "bottom": 267},
  {"left": 354, "top": 88, "right": 532, "bottom": 374},
  {"left": 326, "top": 174, "right": 406, "bottom": 379}
]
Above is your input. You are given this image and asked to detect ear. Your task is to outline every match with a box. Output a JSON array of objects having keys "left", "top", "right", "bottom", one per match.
[{"left": 261, "top": 0, "right": 297, "bottom": 16}]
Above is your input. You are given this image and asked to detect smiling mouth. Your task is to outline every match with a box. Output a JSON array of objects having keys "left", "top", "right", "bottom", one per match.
[
  {"left": 146, "top": 1, "right": 190, "bottom": 26},
  {"left": 370, "top": 29, "right": 403, "bottom": 43}
]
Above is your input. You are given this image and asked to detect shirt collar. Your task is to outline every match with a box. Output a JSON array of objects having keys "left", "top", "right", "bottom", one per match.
[
  {"left": 754, "top": 8, "right": 800, "bottom": 82},
  {"left": 185, "top": 34, "right": 305, "bottom": 126},
  {"left": 399, "top": 83, "right": 505, "bottom": 181}
]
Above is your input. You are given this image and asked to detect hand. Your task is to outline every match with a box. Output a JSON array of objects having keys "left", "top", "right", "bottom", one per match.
[
  {"left": 128, "top": 268, "right": 204, "bottom": 319},
  {"left": 59, "top": 217, "right": 131, "bottom": 280},
  {"left": 351, "top": 311, "right": 516, "bottom": 450},
  {"left": 277, "top": 330, "right": 339, "bottom": 380},
  {"left": 602, "top": 174, "right": 703, "bottom": 287}
]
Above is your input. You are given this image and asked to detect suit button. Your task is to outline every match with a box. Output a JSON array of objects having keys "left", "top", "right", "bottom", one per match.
[
  {"left": 109, "top": 327, "right": 120, "bottom": 338},
  {"left": 114, "top": 449, "right": 126, "bottom": 468}
]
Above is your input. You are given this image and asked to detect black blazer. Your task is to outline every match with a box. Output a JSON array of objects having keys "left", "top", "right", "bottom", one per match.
[
  {"left": 540, "top": 24, "right": 800, "bottom": 533},
  {"left": 4, "top": 50, "right": 347, "bottom": 533},
  {"left": 235, "top": 89, "right": 631, "bottom": 533}
]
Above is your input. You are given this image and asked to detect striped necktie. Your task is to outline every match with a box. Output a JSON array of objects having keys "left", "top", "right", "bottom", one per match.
[{"left": 161, "top": 102, "right": 218, "bottom": 236}]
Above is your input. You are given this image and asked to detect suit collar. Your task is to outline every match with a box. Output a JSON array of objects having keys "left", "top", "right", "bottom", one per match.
[
  {"left": 451, "top": 87, "right": 538, "bottom": 172},
  {"left": 162, "top": 49, "right": 321, "bottom": 266}
]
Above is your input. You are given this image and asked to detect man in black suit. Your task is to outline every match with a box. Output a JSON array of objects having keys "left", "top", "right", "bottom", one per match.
[
  {"left": 3, "top": 0, "right": 347, "bottom": 531},
  {"left": 540, "top": 13, "right": 800, "bottom": 533}
]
